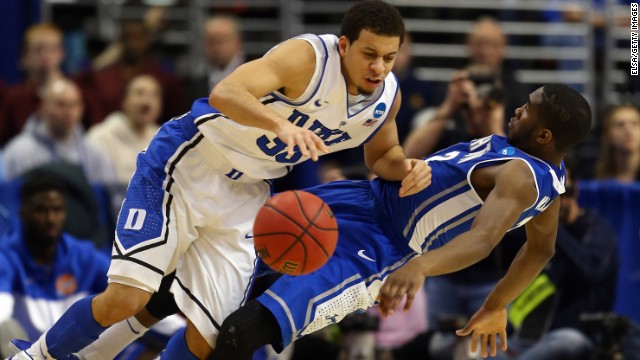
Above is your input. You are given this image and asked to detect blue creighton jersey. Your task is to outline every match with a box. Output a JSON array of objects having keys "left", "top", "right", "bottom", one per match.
[
  {"left": 372, "top": 135, "right": 566, "bottom": 254},
  {"left": 0, "top": 229, "right": 109, "bottom": 341}
]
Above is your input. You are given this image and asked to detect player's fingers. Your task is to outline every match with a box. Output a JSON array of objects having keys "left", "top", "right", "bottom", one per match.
[
  {"left": 456, "top": 322, "right": 472, "bottom": 337},
  {"left": 489, "top": 333, "right": 497, "bottom": 357},
  {"left": 480, "top": 334, "right": 488, "bottom": 358},
  {"left": 404, "top": 289, "right": 416, "bottom": 312},
  {"left": 470, "top": 331, "right": 479, "bottom": 354},
  {"left": 295, "top": 133, "right": 310, "bottom": 157},
  {"left": 312, "top": 133, "right": 330, "bottom": 154},
  {"left": 304, "top": 135, "right": 319, "bottom": 161},
  {"left": 499, "top": 330, "right": 508, "bottom": 351}
]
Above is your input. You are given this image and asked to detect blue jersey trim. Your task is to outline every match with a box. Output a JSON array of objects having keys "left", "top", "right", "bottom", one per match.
[{"left": 268, "top": 34, "right": 329, "bottom": 106}]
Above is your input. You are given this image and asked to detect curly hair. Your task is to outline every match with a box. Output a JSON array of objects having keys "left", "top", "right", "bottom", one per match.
[
  {"left": 538, "top": 84, "right": 592, "bottom": 153},
  {"left": 340, "top": 0, "right": 405, "bottom": 45}
]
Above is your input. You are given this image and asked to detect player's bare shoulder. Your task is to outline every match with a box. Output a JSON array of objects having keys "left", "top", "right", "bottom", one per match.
[{"left": 262, "top": 38, "right": 317, "bottom": 98}]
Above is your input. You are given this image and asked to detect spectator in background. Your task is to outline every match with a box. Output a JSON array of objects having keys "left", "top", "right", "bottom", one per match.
[
  {"left": 3, "top": 78, "right": 114, "bottom": 185},
  {"left": 87, "top": 75, "right": 161, "bottom": 185},
  {"left": 188, "top": 15, "right": 245, "bottom": 102},
  {"left": 0, "top": 23, "right": 101, "bottom": 146},
  {"left": 0, "top": 173, "right": 110, "bottom": 358},
  {"left": 389, "top": 32, "right": 436, "bottom": 145},
  {"left": 87, "top": 75, "right": 161, "bottom": 216},
  {"left": 76, "top": 19, "right": 186, "bottom": 125},
  {"left": 595, "top": 105, "right": 640, "bottom": 182},
  {"left": 404, "top": 17, "right": 529, "bottom": 156}
]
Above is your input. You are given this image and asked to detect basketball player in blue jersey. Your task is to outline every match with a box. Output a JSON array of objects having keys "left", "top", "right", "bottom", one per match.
[
  {"left": 208, "top": 84, "right": 592, "bottom": 360},
  {"left": 8, "top": 1, "right": 432, "bottom": 359}
]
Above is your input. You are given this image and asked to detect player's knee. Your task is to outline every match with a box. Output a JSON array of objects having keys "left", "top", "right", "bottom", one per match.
[
  {"left": 216, "top": 310, "right": 260, "bottom": 352},
  {"left": 93, "top": 283, "right": 152, "bottom": 325}
]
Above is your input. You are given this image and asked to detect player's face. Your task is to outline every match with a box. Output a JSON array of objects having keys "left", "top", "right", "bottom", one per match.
[
  {"left": 21, "top": 191, "right": 66, "bottom": 246},
  {"left": 339, "top": 29, "right": 400, "bottom": 95},
  {"left": 507, "top": 87, "right": 544, "bottom": 148}
]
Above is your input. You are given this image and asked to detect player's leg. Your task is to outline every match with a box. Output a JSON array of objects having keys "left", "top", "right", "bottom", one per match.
[
  {"left": 21, "top": 283, "right": 151, "bottom": 359},
  {"left": 211, "top": 181, "right": 414, "bottom": 358},
  {"left": 77, "top": 273, "right": 180, "bottom": 359},
  {"left": 161, "top": 320, "right": 203, "bottom": 359},
  {"left": 168, "top": 172, "right": 271, "bottom": 359},
  {"left": 209, "top": 300, "right": 281, "bottom": 360}
]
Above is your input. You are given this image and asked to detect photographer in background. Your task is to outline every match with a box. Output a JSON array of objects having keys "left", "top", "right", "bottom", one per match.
[
  {"left": 404, "top": 16, "right": 529, "bottom": 157},
  {"left": 404, "top": 67, "right": 505, "bottom": 157}
]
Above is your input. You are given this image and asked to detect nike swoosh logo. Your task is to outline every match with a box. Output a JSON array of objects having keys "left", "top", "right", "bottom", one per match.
[
  {"left": 126, "top": 319, "right": 140, "bottom": 335},
  {"left": 357, "top": 250, "right": 375, "bottom": 262},
  {"left": 245, "top": 233, "right": 254, "bottom": 239}
]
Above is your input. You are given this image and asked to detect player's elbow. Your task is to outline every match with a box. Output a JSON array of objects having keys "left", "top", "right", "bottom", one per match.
[
  {"left": 209, "top": 79, "right": 236, "bottom": 109},
  {"left": 208, "top": 82, "right": 225, "bottom": 108}
]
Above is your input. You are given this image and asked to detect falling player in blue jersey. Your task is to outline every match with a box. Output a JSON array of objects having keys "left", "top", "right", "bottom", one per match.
[
  {"left": 8, "top": 1, "right": 432, "bottom": 359},
  {"left": 209, "top": 84, "right": 592, "bottom": 360}
]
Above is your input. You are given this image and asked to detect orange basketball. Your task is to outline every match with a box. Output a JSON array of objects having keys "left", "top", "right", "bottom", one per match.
[{"left": 253, "top": 190, "right": 338, "bottom": 275}]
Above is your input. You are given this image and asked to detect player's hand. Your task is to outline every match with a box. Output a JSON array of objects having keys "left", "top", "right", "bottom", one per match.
[
  {"left": 276, "top": 122, "right": 329, "bottom": 161},
  {"left": 456, "top": 306, "right": 508, "bottom": 358},
  {"left": 376, "top": 257, "right": 425, "bottom": 317},
  {"left": 399, "top": 159, "right": 431, "bottom": 197}
]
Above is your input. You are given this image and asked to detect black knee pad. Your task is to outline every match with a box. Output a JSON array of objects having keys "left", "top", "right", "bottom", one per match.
[
  {"left": 214, "top": 300, "right": 279, "bottom": 358},
  {"left": 145, "top": 272, "right": 179, "bottom": 319}
]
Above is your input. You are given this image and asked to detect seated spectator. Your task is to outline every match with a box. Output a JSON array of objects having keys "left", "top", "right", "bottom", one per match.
[
  {"left": 87, "top": 75, "right": 161, "bottom": 185},
  {"left": 595, "top": 105, "right": 640, "bottom": 182},
  {"left": 76, "top": 19, "right": 186, "bottom": 124},
  {"left": 3, "top": 78, "right": 114, "bottom": 185},
  {"left": 0, "top": 173, "right": 110, "bottom": 357},
  {"left": 0, "top": 23, "right": 100, "bottom": 146},
  {"left": 187, "top": 15, "right": 246, "bottom": 102}
]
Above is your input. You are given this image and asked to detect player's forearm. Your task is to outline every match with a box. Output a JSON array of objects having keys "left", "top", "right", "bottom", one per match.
[
  {"left": 483, "top": 242, "right": 554, "bottom": 310},
  {"left": 415, "top": 231, "right": 495, "bottom": 277},
  {"left": 209, "top": 81, "right": 287, "bottom": 133},
  {"left": 367, "top": 145, "right": 409, "bottom": 181}
]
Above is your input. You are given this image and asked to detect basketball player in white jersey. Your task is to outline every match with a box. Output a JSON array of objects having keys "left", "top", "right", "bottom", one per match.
[
  {"left": 8, "top": 1, "right": 431, "bottom": 359},
  {"left": 208, "top": 84, "right": 592, "bottom": 360}
]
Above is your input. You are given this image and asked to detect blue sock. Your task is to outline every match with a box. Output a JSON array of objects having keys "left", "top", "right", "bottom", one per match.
[
  {"left": 45, "top": 295, "right": 108, "bottom": 358},
  {"left": 161, "top": 327, "right": 198, "bottom": 359}
]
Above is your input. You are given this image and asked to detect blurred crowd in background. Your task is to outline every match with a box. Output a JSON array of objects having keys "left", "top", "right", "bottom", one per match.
[{"left": 0, "top": 1, "right": 639, "bottom": 359}]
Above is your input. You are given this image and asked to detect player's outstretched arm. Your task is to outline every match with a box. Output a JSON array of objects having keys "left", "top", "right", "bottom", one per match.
[
  {"left": 364, "top": 92, "right": 432, "bottom": 196},
  {"left": 456, "top": 197, "right": 559, "bottom": 358},
  {"left": 377, "top": 161, "right": 536, "bottom": 316},
  {"left": 209, "top": 39, "right": 328, "bottom": 160}
]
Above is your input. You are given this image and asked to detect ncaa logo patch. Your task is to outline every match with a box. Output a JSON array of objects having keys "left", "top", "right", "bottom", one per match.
[
  {"left": 373, "top": 102, "right": 386, "bottom": 118},
  {"left": 501, "top": 147, "right": 516, "bottom": 156}
]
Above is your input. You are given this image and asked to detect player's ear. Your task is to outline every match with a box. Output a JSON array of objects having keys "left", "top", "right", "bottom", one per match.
[
  {"left": 536, "top": 128, "right": 553, "bottom": 145},
  {"left": 338, "top": 36, "right": 350, "bottom": 56}
]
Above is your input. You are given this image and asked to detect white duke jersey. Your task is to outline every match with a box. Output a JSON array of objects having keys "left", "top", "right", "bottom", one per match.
[
  {"left": 371, "top": 135, "right": 566, "bottom": 254},
  {"left": 193, "top": 34, "right": 399, "bottom": 180}
]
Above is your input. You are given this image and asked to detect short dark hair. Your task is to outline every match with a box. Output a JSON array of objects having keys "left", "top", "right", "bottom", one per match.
[
  {"left": 539, "top": 84, "right": 592, "bottom": 153},
  {"left": 340, "top": 1, "right": 405, "bottom": 45},
  {"left": 20, "top": 173, "right": 66, "bottom": 203}
]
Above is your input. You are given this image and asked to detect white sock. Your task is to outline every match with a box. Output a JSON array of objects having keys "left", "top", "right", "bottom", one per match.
[
  {"left": 23, "top": 332, "right": 50, "bottom": 360},
  {"left": 76, "top": 317, "right": 149, "bottom": 360}
]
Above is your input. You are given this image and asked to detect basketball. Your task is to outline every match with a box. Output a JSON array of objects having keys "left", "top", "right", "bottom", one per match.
[{"left": 253, "top": 190, "right": 338, "bottom": 276}]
